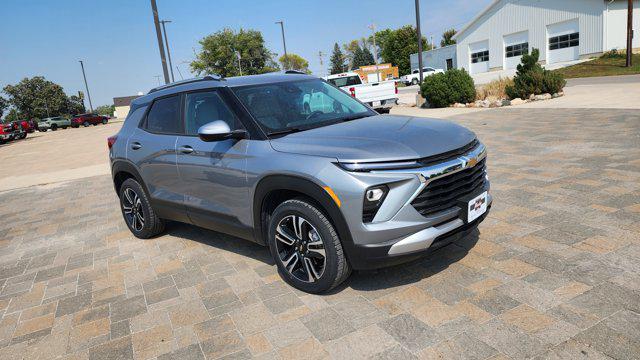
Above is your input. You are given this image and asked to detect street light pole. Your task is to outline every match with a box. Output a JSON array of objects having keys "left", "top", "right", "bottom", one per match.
[
  {"left": 235, "top": 51, "right": 243, "bottom": 76},
  {"left": 275, "top": 21, "right": 288, "bottom": 68},
  {"left": 415, "top": 0, "right": 424, "bottom": 84},
  {"left": 78, "top": 60, "right": 93, "bottom": 113},
  {"left": 160, "top": 20, "right": 175, "bottom": 82},
  {"left": 626, "top": 0, "right": 634, "bottom": 67},
  {"left": 150, "top": 0, "right": 170, "bottom": 84}
]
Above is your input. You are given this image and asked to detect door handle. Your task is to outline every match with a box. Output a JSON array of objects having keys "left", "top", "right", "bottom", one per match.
[
  {"left": 130, "top": 142, "right": 142, "bottom": 150},
  {"left": 178, "top": 145, "right": 194, "bottom": 154}
]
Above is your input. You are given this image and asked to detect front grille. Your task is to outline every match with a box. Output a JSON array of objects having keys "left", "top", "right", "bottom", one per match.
[
  {"left": 418, "top": 139, "right": 479, "bottom": 167},
  {"left": 411, "top": 157, "right": 486, "bottom": 217}
]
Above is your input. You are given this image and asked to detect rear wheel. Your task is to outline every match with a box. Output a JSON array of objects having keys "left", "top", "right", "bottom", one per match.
[
  {"left": 411, "top": 78, "right": 419, "bottom": 85},
  {"left": 268, "top": 199, "right": 351, "bottom": 293},
  {"left": 102, "top": 118, "right": 108, "bottom": 124},
  {"left": 119, "top": 178, "right": 164, "bottom": 238},
  {"left": 83, "top": 121, "right": 90, "bottom": 127},
  {"left": 51, "top": 124, "right": 58, "bottom": 131}
]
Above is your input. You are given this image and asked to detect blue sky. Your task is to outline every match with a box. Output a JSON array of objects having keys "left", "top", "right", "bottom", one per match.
[{"left": 0, "top": 0, "right": 492, "bottom": 107}]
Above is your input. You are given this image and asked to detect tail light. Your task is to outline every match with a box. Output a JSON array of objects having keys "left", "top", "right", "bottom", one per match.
[
  {"left": 349, "top": 87, "right": 356, "bottom": 97},
  {"left": 107, "top": 135, "right": 117, "bottom": 150},
  {"left": 395, "top": 81, "right": 398, "bottom": 94}
]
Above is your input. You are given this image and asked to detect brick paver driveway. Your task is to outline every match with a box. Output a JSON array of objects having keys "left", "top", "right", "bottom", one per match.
[{"left": 0, "top": 108, "right": 638, "bottom": 359}]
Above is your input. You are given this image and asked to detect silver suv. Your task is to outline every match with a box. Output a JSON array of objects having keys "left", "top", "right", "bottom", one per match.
[{"left": 109, "top": 72, "right": 491, "bottom": 293}]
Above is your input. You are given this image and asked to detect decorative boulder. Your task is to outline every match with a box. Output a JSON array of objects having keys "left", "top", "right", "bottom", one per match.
[{"left": 510, "top": 98, "right": 526, "bottom": 105}]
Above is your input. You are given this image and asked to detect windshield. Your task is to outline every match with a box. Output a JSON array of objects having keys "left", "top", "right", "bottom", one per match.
[
  {"left": 326, "top": 76, "right": 361, "bottom": 87},
  {"left": 232, "top": 79, "right": 374, "bottom": 135}
]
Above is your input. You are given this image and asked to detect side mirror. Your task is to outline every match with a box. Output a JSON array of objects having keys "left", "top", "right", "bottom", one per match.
[{"left": 197, "top": 120, "right": 247, "bottom": 142}]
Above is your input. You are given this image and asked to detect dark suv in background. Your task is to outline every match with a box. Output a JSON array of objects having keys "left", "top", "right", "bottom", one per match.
[
  {"left": 109, "top": 73, "right": 491, "bottom": 293},
  {"left": 71, "top": 113, "right": 108, "bottom": 127}
]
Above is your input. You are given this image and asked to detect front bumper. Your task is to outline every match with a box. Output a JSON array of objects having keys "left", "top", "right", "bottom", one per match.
[{"left": 348, "top": 197, "right": 491, "bottom": 270}]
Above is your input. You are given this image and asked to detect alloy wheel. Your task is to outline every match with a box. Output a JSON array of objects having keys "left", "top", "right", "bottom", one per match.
[
  {"left": 122, "top": 188, "right": 145, "bottom": 232},
  {"left": 275, "top": 215, "right": 326, "bottom": 283}
]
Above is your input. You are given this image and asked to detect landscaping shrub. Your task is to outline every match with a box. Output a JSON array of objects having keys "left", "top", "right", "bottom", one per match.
[
  {"left": 505, "top": 48, "right": 566, "bottom": 99},
  {"left": 476, "top": 77, "right": 514, "bottom": 101},
  {"left": 420, "top": 68, "right": 475, "bottom": 108},
  {"left": 601, "top": 49, "right": 624, "bottom": 59}
]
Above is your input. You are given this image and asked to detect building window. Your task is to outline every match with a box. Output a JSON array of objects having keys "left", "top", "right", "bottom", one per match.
[
  {"left": 446, "top": 58, "right": 453, "bottom": 70},
  {"left": 505, "top": 42, "right": 528, "bottom": 58},
  {"left": 471, "top": 50, "right": 489, "bottom": 63},
  {"left": 549, "top": 32, "right": 579, "bottom": 50}
]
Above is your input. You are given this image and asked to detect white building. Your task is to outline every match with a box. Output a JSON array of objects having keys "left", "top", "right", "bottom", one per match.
[{"left": 411, "top": 0, "right": 639, "bottom": 75}]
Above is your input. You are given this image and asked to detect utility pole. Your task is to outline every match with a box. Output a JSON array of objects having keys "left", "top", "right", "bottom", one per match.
[
  {"left": 78, "top": 60, "right": 93, "bottom": 113},
  {"left": 318, "top": 50, "right": 324, "bottom": 77},
  {"left": 430, "top": 35, "right": 434, "bottom": 50},
  {"left": 235, "top": 51, "right": 243, "bottom": 76},
  {"left": 275, "top": 21, "right": 288, "bottom": 68},
  {"left": 368, "top": 23, "right": 380, "bottom": 82},
  {"left": 626, "top": 0, "right": 634, "bottom": 67},
  {"left": 150, "top": 0, "right": 170, "bottom": 84},
  {"left": 415, "top": 0, "right": 424, "bottom": 85},
  {"left": 160, "top": 20, "right": 175, "bottom": 82}
]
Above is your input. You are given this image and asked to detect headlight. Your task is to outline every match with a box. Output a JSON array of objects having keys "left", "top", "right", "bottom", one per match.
[{"left": 362, "top": 185, "right": 389, "bottom": 223}]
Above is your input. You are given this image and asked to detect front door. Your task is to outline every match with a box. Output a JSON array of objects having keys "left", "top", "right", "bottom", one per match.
[
  {"left": 126, "top": 95, "right": 188, "bottom": 222},
  {"left": 175, "top": 90, "right": 251, "bottom": 237}
]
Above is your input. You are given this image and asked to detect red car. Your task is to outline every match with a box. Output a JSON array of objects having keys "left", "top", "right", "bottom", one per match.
[
  {"left": 71, "top": 113, "right": 109, "bottom": 127},
  {"left": 21, "top": 120, "right": 35, "bottom": 133}
]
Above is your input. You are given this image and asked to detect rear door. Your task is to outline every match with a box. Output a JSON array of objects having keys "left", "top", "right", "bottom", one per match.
[
  {"left": 126, "top": 94, "right": 188, "bottom": 222},
  {"left": 174, "top": 89, "right": 251, "bottom": 236}
]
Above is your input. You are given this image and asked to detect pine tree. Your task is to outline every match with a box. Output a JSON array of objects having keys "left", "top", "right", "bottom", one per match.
[{"left": 329, "top": 43, "right": 346, "bottom": 74}]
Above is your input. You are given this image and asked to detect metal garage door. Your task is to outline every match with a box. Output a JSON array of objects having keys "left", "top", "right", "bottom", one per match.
[
  {"left": 469, "top": 40, "right": 490, "bottom": 74},
  {"left": 503, "top": 31, "right": 528, "bottom": 70},
  {"left": 547, "top": 19, "right": 579, "bottom": 64}
]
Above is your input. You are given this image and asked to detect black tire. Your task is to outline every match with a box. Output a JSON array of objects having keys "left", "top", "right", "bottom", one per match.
[
  {"left": 39, "top": 129, "right": 47, "bottom": 132},
  {"left": 411, "top": 78, "right": 419, "bottom": 85},
  {"left": 62, "top": 126, "right": 68, "bottom": 129},
  {"left": 51, "top": 124, "right": 57, "bottom": 131},
  {"left": 83, "top": 121, "right": 90, "bottom": 127},
  {"left": 119, "top": 178, "right": 164, "bottom": 239},
  {"left": 102, "top": 119, "right": 108, "bottom": 124},
  {"left": 268, "top": 198, "right": 351, "bottom": 293}
]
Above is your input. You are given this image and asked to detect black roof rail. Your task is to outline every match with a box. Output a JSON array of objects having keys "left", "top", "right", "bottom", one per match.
[
  {"left": 284, "top": 70, "right": 307, "bottom": 75},
  {"left": 148, "top": 75, "right": 224, "bottom": 94}
]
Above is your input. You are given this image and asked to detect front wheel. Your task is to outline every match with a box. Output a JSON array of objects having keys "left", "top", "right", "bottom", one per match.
[
  {"left": 83, "top": 121, "right": 90, "bottom": 127},
  {"left": 119, "top": 178, "right": 164, "bottom": 238},
  {"left": 268, "top": 199, "right": 351, "bottom": 293},
  {"left": 51, "top": 124, "right": 57, "bottom": 131},
  {"left": 102, "top": 119, "right": 108, "bottom": 124},
  {"left": 411, "top": 78, "right": 419, "bottom": 85}
]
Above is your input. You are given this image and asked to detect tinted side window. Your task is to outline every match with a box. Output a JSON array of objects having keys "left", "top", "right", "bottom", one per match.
[
  {"left": 184, "top": 91, "right": 241, "bottom": 136},
  {"left": 145, "top": 96, "right": 180, "bottom": 133}
]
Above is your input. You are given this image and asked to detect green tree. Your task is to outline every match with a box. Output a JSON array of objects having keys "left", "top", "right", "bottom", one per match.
[
  {"left": 3, "top": 76, "right": 70, "bottom": 119},
  {"left": 380, "top": 25, "right": 429, "bottom": 76},
  {"left": 67, "top": 95, "right": 85, "bottom": 115},
  {"left": 329, "top": 43, "right": 346, "bottom": 74},
  {"left": 440, "top": 29, "right": 457, "bottom": 47},
  {"left": 190, "top": 28, "right": 279, "bottom": 77},
  {"left": 0, "top": 96, "right": 7, "bottom": 118},
  {"left": 95, "top": 104, "right": 115, "bottom": 117},
  {"left": 367, "top": 28, "right": 393, "bottom": 61},
  {"left": 279, "top": 53, "right": 311, "bottom": 73},
  {"left": 351, "top": 44, "right": 375, "bottom": 69},
  {"left": 4, "top": 108, "right": 21, "bottom": 123},
  {"left": 342, "top": 40, "right": 361, "bottom": 69}
]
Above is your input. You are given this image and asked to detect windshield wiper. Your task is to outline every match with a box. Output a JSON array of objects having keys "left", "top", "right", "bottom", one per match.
[
  {"left": 267, "top": 127, "right": 304, "bottom": 137},
  {"left": 339, "top": 113, "right": 372, "bottom": 122}
]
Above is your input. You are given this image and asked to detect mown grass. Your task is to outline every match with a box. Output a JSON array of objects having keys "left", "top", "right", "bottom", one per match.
[{"left": 553, "top": 53, "right": 640, "bottom": 78}]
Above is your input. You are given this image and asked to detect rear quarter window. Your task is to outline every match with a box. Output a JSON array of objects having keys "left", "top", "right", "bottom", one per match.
[{"left": 143, "top": 95, "right": 181, "bottom": 134}]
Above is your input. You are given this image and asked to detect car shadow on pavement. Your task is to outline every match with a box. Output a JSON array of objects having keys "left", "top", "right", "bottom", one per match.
[{"left": 163, "top": 220, "right": 480, "bottom": 294}]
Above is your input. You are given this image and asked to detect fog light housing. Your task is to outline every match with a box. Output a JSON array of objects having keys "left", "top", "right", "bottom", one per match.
[{"left": 363, "top": 185, "right": 389, "bottom": 223}]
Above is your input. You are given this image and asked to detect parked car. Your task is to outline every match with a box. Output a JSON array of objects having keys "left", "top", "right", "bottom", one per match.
[
  {"left": 0, "top": 123, "right": 12, "bottom": 143},
  {"left": 25, "top": 120, "right": 37, "bottom": 133},
  {"left": 71, "top": 113, "right": 108, "bottom": 127},
  {"left": 38, "top": 116, "right": 71, "bottom": 131},
  {"left": 324, "top": 72, "right": 398, "bottom": 111},
  {"left": 109, "top": 73, "right": 490, "bottom": 293},
  {"left": 400, "top": 67, "right": 445, "bottom": 85},
  {"left": 3, "top": 121, "right": 27, "bottom": 140}
]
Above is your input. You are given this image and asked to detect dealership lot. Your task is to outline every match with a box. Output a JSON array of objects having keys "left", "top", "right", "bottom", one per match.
[{"left": 0, "top": 108, "right": 639, "bottom": 359}]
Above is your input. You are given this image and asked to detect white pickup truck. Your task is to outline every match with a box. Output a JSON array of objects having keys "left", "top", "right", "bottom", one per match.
[
  {"left": 400, "top": 67, "right": 445, "bottom": 85},
  {"left": 324, "top": 72, "right": 398, "bottom": 111}
]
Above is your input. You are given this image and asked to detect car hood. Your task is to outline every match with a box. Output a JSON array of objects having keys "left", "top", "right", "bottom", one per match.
[{"left": 269, "top": 115, "right": 476, "bottom": 163}]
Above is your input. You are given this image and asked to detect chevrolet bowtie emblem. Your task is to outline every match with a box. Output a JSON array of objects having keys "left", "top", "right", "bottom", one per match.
[{"left": 467, "top": 156, "right": 478, "bottom": 168}]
